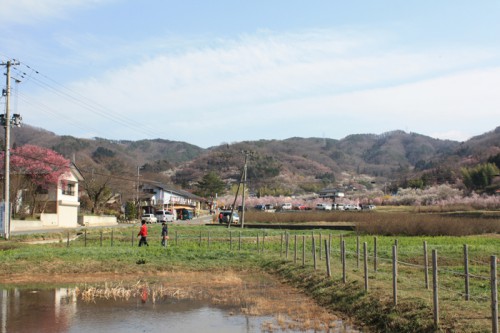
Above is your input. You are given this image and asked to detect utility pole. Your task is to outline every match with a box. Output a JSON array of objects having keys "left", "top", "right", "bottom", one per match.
[
  {"left": 1, "top": 60, "right": 21, "bottom": 240},
  {"left": 136, "top": 166, "right": 141, "bottom": 219},
  {"left": 240, "top": 151, "right": 250, "bottom": 228}
]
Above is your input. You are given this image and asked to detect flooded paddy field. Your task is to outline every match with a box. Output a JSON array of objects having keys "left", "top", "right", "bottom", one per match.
[{"left": 1, "top": 271, "right": 365, "bottom": 332}]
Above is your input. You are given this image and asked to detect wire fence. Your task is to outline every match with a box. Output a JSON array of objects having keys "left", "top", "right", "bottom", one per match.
[{"left": 65, "top": 228, "right": 499, "bottom": 332}]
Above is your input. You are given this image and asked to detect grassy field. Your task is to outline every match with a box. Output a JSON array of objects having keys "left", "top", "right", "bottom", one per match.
[{"left": 1, "top": 212, "right": 499, "bottom": 332}]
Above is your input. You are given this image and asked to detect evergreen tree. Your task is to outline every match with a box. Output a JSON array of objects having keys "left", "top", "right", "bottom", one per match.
[{"left": 194, "top": 171, "right": 226, "bottom": 198}]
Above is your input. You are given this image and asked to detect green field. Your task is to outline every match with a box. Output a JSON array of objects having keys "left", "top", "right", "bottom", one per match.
[{"left": 1, "top": 214, "right": 499, "bottom": 333}]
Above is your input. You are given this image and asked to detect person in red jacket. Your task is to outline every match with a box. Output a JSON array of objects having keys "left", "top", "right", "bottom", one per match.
[{"left": 138, "top": 220, "right": 149, "bottom": 247}]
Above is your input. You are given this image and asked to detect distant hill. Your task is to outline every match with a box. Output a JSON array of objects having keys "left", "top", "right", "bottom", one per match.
[
  {"left": 174, "top": 131, "right": 463, "bottom": 194},
  {"left": 7, "top": 124, "right": 500, "bottom": 195},
  {"left": 10, "top": 125, "right": 205, "bottom": 179}
]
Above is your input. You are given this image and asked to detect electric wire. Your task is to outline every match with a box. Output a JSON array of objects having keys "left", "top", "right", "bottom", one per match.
[
  {"left": 16, "top": 91, "right": 104, "bottom": 135},
  {"left": 2, "top": 58, "right": 163, "bottom": 141},
  {"left": 12, "top": 65, "right": 160, "bottom": 138}
]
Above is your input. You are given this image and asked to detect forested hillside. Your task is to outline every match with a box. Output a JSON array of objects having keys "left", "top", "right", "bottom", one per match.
[{"left": 7, "top": 124, "right": 500, "bottom": 196}]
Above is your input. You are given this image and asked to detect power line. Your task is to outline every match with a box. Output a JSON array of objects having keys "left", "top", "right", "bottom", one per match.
[
  {"left": 8, "top": 60, "right": 165, "bottom": 140},
  {"left": 16, "top": 91, "right": 104, "bottom": 134}
]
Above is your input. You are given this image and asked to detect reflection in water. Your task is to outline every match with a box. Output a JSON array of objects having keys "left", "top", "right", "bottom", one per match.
[
  {"left": 0, "top": 287, "right": 364, "bottom": 333},
  {"left": 1, "top": 288, "right": 76, "bottom": 333}
]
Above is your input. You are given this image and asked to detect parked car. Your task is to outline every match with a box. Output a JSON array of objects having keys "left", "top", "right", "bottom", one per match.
[
  {"left": 344, "top": 204, "right": 361, "bottom": 211},
  {"left": 335, "top": 204, "right": 345, "bottom": 211},
  {"left": 293, "top": 204, "right": 309, "bottom": 210},
  {"left": 361, "top": 204, "right": 376, "bottom": 210},
  {"left": 141, "top": 213, "right": 158, "bottom": 224},
  {"left": 281, "top": 203, "right": 293, "bottom": 210},
  {"left": 155, "top": 210, "right": 174, "bottom": 222},
  {"left": 316, "top": 203, "right": 332, "bottom": 211},
  {"left": 264, "top": 204, "right": 275, "bottom": 211},
  {"left": 219, "top": 210, "right": 240, "bottom": 224},
  {"left": 180, "top": 209, "right": 193, "bottom": 220}
]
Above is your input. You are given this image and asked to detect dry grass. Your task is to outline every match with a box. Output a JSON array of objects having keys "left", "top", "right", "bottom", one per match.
[
  {"left": 75, "top": 270, "right": 357, "bottom": 332},
  {"left": 244, "top": 210, "right": 500, "bottom": 236}
]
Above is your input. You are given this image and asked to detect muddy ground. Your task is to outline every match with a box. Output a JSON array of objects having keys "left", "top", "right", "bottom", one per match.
[{"left": 0, "top": 270, "right": 363, "bottom": 332}]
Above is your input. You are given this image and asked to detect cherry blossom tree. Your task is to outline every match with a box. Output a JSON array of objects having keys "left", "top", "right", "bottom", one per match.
[{"left": 0, "top": 145, "right": 70, "bottom": 216}]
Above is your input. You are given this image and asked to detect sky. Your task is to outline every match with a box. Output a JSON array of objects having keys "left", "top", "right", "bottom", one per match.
[{"left": 1, "top": 0, "right": 499, "bottom": 148}]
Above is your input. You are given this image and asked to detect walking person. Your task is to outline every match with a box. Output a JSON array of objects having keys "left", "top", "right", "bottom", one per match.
[
  {"left": 138, "top": 220, "right": 149, "bottom": 247},
  {"left": 161, "top": 222, "right": 169, "bottom": 247}
]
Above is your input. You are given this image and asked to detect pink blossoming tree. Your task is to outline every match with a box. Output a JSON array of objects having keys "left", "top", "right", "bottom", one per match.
[{"left": 0, "top": 145, "right": 70, "bottom": 216}]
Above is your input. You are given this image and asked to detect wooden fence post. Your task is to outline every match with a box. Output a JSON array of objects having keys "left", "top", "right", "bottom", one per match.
[
  {"left": 364, "top": 242, "right": 368, "bottom": 292},
  {"left": 342, "top": 239, "right": 346, "bottom": 283},
  {"left": 257, "top": 234, "right": 260, "bottom": 252},
  {"left": 356, "top": 235, "right": 360, "bottom": 269},
  {"left": 239, "top": 231, "right": 241, "bottom": 251},
  {"left": 325, "top": 240, "right": 331, "bottom": 278},
  {"left": 340, "top": 234, "right": 343, "bottom": 263},
  {"left": 100, "top": 232, "right": 103, "bottom": 247},
  {"left": 302, "top": 235, "right": 306, "bottom": 267},
  {"left": 67, "top": 232, "right": 70, "bottom": 247},
  {"left": 175, "top": 230, "right": 178, "bottom": 246},
  {"left": 131, "top": 231, "right": 134, "bottom": 247},
  {"left": 432, "top": 249, "right": 439, "bottom": 330},
  {"left": 464, "top": 244, "right": 470, "bottom": 301},
  {"left": 374, "top": 237, "right": 378, "bottom": 272},
  {"left": 84, "top": 230, "right": 87, "bottom": 247},
  {"left": 208, "top": 231, "right": 211, "bottom": 248},
  {"left": 424, "top": 241, "right": 429, "bottom": 290},
  {"left": 111, "top": 229, "right": 114, "bottom": 247},
  {"left": 319, "top": 233, "right": 322, "bottom": 260},
  {"left": 199, "top": 231, "right": 202, "bottom": 247},
  {"left": 491, "top": 255, "right": 498, "bottom": 333},
  {"left": 393, "top": 244, "right": 398, "bottom": 306},
  {"left": 230, "top": 231, "right": 232, "bottom": 250},
  {"left": 294, "top": 235, "right": 297, "bottom": 264},
  {"left": 280, "top": 233, "right": 283, "bottom": 256},
  {"left": 312, "top": 236, "right": 317, "bottom": 270}
]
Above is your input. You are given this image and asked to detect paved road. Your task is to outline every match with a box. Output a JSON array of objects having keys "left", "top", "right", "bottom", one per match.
[{"left": 11, "top": 215, "right": 214, "bottom": 236}]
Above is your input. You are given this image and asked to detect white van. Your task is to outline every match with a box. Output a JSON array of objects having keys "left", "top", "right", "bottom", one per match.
[
  {"left": 316, "top": 203, "right": 332, "bottom": 211},
  {"left": 281, "top": 203, "right": 292, "bottom": 210},
  {"left": 155, "top": 210, "right": 175, "bottom": 222}
]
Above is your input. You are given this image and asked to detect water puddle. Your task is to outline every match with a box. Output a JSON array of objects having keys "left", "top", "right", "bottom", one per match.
[{"left": 1, "top": 271, "right": 366, "bottom": 332}]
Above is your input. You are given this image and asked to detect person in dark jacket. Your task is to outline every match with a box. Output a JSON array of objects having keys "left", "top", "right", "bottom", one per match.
[
  {"left": 161, "top": 222, "right": 169, "bottom": 247},
  {"left": 138, "top": 220, "right": 148, "bottom": 247}
]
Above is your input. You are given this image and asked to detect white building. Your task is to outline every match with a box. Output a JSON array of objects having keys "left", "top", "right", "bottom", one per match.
[
  {"left": 140, "top": 182, "right": 205, "bottom": 219},
  {"left": 11, "top": 163, "right": 85, "bottom": 231}
]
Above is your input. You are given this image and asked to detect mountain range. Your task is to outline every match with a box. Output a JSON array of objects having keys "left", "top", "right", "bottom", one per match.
[{"left": 9, "top": 125, "right": 500, "bottom": 195}]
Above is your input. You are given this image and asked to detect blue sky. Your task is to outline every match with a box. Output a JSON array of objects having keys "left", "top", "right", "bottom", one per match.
[{"left": 1, "top": 0, "right": 499, "bottom": 148}]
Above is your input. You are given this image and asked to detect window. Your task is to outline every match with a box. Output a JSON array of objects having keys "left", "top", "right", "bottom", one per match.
[
  {"left": 62, "top": 182, "right": 75, "bottom": 196},
  {"left": 35, "top": 185, "right": 49, "bottom": 194}
]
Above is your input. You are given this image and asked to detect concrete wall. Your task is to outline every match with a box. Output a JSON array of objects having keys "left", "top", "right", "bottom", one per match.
[
  {"left": 78, "top": 215, "right": 118, "bottom": 227},
  {"left": 10, "top": 219, "right": 44, "bottom": 231},
  {"left": 11, "top": 212, "right": 69, "bottom": 231},
  {"left": 41, "top": 213, "right": 58, "bottom": 226},
  {"left": 11, "top": 214, "right": 118, "bottom": 232},
  {"left": 57, "top": 200, "right": 80, "bottom": 228}
]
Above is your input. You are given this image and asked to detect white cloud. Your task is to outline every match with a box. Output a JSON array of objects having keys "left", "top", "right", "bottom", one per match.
[
  {"left": 71, "top": 30, "right": 496, "bottom": 108},
  {"left": 19, "top": 29, "right": 500, "bottom": 147}
]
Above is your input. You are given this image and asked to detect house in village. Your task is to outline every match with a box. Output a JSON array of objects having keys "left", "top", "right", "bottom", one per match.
[
  {"left": 139, "top": 182, "right": 205, "bottom": 220},
  {"left": 11, "top": 164, "right": 86, "bottom": 231},
  {"left": 318, "top": 188, "right": 345, "bottom": 201}
]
